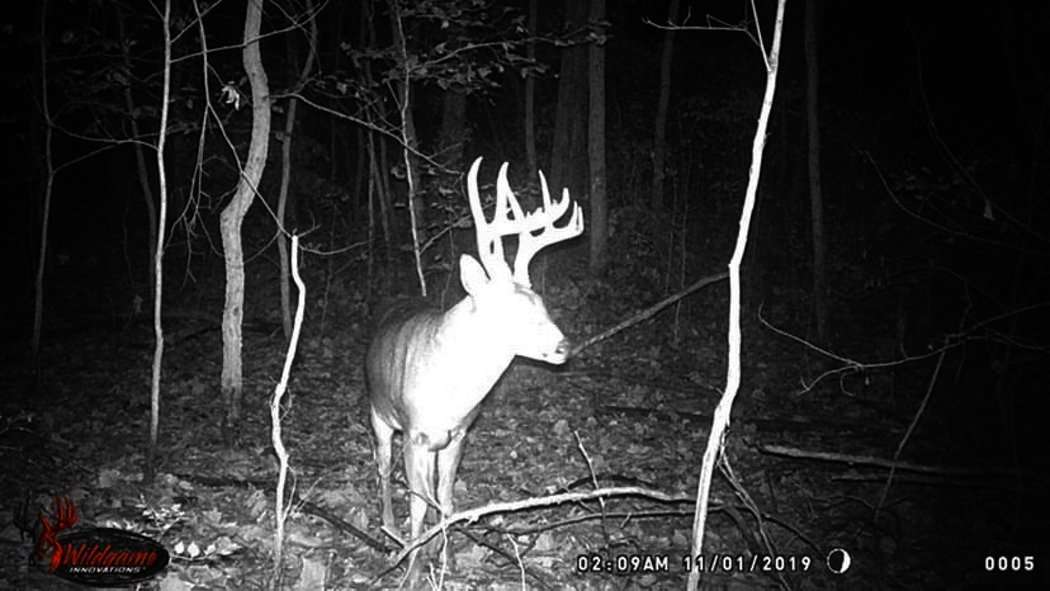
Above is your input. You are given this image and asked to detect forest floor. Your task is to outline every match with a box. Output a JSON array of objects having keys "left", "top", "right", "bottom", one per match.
[{"left": 0, "top": 255, "right": 1040, "bottom": 589}]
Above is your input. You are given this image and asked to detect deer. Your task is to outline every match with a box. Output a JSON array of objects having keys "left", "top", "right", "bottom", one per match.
[{"left": 365, "top": 156, "right": 584, "bottom": 587}]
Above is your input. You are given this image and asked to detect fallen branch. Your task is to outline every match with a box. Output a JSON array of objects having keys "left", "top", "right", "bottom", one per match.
[
  {"left": 376, "top": 486, "right": 694, "bottom": 580},
  {"left": 759, "top": 444, "right": 1000, "bottom": 477}
]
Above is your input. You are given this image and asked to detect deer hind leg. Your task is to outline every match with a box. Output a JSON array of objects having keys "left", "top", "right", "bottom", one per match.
[{"left": 369, "top": 408, "right": 396, "bottom": 531}]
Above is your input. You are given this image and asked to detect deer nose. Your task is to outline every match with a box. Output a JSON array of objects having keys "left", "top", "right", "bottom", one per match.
[{"left": 552, "top": 338, "right": 573, "bottom": 362}]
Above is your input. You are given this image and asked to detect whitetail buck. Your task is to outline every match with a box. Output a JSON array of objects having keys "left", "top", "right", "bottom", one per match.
[{"left": 365, "top": 156, "right": 583, "bottom": 586}]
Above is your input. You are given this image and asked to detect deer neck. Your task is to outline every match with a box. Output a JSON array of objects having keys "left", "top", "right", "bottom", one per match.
[{"left": 438, "top": 296, "right": 516, "bottom": 390}]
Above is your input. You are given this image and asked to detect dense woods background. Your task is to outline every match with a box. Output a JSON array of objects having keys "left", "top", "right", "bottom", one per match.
[{"left": 1, "top": 1, "right": 1047, "bottom": 588}]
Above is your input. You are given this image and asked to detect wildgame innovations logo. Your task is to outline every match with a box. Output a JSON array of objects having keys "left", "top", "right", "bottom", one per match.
[{"left": 34, "top": 496, "right": 170, "bottom": 587}]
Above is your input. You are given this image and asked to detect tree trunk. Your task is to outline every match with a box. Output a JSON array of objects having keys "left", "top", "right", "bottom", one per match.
[
  {"left": 220, "top": 0, "right": 271, "bottom": 440},
  {"left": 369, "top": 130, "right": 391, "bottom": 253},
  {"left": 805, "top": 0, "right": 827, "bottom": 340},
  {"left": 651, "top": 0, "right": 679, "bottom": 211},
  {"left": 32, "top": 0, "right": 54, "bottom": 367},
  {"left": 116, "top": 6, "right": 158, "bottom": 289},
  {"left": 588, "top": 0, "right": 607, "bottom": 273},
  {"left": 147, "top": 0, "right": 172, "bottom": 483},
  {"left": 551, "top": 0, "right": 589, "bottom": 196},
  {"left": 524, "top": 0, "right": 538, "bottom": 174},
  {"left": 354, "top": 126, "right": 367, "bottom": 207},
  {"left": 686, "top": 2, "right": 786, "bottom": 588},
  {"left": 387, "top": 0, "right": 426, "bottom": 296},
  {"left": 438, "top": 88, "right": 467, "bottom": 170},
  {"left": 378, "top": 134, "right": 394, "bottom": 248},
  {"left": 360, "top": 1, "right": 390, "bottom": 255},
  {"left": 524, "top": 0, "right": 544, "bottom": 285},
  {"left": 277, "top": 0, "right": 317, "bottom": 340}
]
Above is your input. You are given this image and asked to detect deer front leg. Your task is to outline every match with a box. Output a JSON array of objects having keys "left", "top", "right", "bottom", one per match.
[
  {"left": 403, "top": 433, "right": 437, "bottom": 588},
  {"left": 435, "top": 428, "right": 468, "bottom": 519}
]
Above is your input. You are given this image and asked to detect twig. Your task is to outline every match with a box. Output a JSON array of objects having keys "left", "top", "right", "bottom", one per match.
[
  {"left": 687, "top": 3, "right": 785, "bottom": 589},
  {"left": 570, "top": 271, "right": 727, "bottom": 357},
  {"left": 508, "top": 533, "right": 526, "bottom": 590},
  {"left": 876, "top": 348, "right": 944, "bottom": 518},
  {"left": 270, "top": 235, "right": 306, "bottom": 583},
  {"left": 457, "top": 529, "right": 554, "bottom": 590}
]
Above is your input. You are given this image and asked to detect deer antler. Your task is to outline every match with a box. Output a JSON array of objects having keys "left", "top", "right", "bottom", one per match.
[
  {"left": 465, "top": 157, "right": 584, "bottom": 285},
  {"left": 511, "top": 168, "right": 583, "bottom": 285}
]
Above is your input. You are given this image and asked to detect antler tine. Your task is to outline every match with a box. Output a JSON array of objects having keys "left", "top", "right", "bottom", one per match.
[
  {"left": 466, "top": 157, "right": 508, "bottom": 279},
  {"left": 503, "top": 166, "right": 572, "bottom": 233},
  {"left": 511, "top": 168, "right": 585, "bottom": 286},
  {"left": 501, "top": 168, "right": 571, "bottom": 234},
  {"left": 534, "top": 169, "right": 571, "bottom": 222},
  {"left": 495, "top": 162, "right": 525, "bottom": 227}
]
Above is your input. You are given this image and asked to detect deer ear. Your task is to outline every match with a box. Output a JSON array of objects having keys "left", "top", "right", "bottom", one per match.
[{"left": 459, "top": 254, "right": 489, "bottom": 296}]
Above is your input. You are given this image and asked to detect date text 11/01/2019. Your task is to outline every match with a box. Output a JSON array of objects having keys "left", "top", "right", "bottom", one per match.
[{"left": 575, "top": 553, "right": 815, "bottom": 575}]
